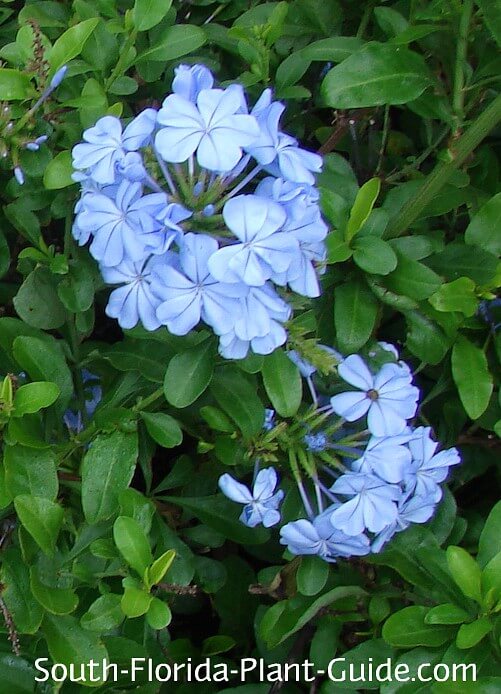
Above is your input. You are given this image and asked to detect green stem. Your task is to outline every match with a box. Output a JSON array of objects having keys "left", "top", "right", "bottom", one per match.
[
  {"left": 66, "top": 312, "right": 87, "bottom": 425},
  {"left": 356, "top": 3, "right": 374, "bottom": 39},
  {"left": 385, "top": 126, "right": 449, "bottom": 183},
  {"left": 452, "top": 0, "right": 474, "bottom": 135},
  {"left": 105, "top": 30, "right": 138, "bottom": 90},
  {"left": 385, "top": 93, "right": 501, "bottom": 238},
  {"left": 133, "top": 387, "right": 165, "bottom": 412}
]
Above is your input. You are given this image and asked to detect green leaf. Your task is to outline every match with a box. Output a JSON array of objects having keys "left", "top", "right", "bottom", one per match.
[
  {"left": 201, "top": 635, "right": 236, "bottom": 656},
  {"left": 147, "top": 549, "right": 176, "bottom": 588},
  {"left": 13, "top": 336, "right": 73, "bottom": 412},
  {"left": 14, "top": 495, "right": 63, "bottom": 555},
  {"left": 429, "top": 277, "right": 478, "bottom": 317},
  {"left": 13, "top": 267, "right": 66, "bottom": 330},
  {"left": 446, "top": 546, "right": 482, "bottom": 602},
  {"left": 352, "top": 236, "right": 398, "bottom": 275},
  {"left": 465, "top": 192, "right": 501, "bottom": 256},
  {"left": 384, "top": 254, "right": 442, "bottom": 300},
  {"left": 133, "top": 0, "right": 173, "bottom": 31},
  {"left": 405, "top": 310, "right": 452, "bottom": 365},
  {"left": 29, "top": 568, "right": 78, "bottom": 615},
  {"left": 146, "top": 597, "right": 172, "bottom": 629},
  {"left": 164, "top": 340, "right": 214, "bottom": 407},
  {"left": 456, "top": 617, "right": 492, "bottom": 649},
  {"left": 43, "top": 150, "right": 75, "bottom": 189},
  {"left": 0, "top": 68, "right": 34, "bottom": 100},
  {"left": 426, "top": 242, "right": 498, "bottom": 285},
  {"left": 12, "top": 381, "right": 59, "bottom": 416},
  {"left": 0, "top": 550, "right": 43, "bottom": 634},
  {"left": 382, "top": 606, "right": 455, "bottom": 647},
  {"left": 141, "top": 411, "right": 183, "bottom": 448},
  {"left": 262, "top": 349, "right": 302, "bottom": 417},
  {"left": 325, "top": 229, "right": 352, "bottom": 263},
  {"left": 42, "top": 614, "right": 108, "bottom": 685},
  {"left": 327, "top": 639, "right": 395, "bottom": 689},
  {"left": 113, "top": 516, "right": 153, "bottom": 577},
  {"left": 81, "top": 594, "right": 124, "bottom": 632},
  {"left": 211, "top": 367, "right": 264, "bottom": 439},
  {"left": 452, "top": 336, "right": 493, "bottom": 420},
  {"left": 57, "top": 260, "right": 95, "bottom": 313},
  {"left": 321, "top": 42, "right": 431, "bottom": 108},
  {"left": 301, "top": 36, "right": 364, "bottom": 62},
  {"left": 481, "top": 551, "right": 501, "bottom": 608},
  {"left": 121, "top": 586, "right": 152, "bottom": 618},
  {"left": 345, "top": 177, "right": 381, "bottom": 241},
  {"left": 48, "top": 18, "right": 99, "bottom": 72},
  {"left": 82, "top": 430, "right": 139, "bottom": 524},
  {"left": 4, "top": 445, "right": 58, "bottom": 500},
  {"left": 137, "top": 24, "right": 206, "bottom": 63},
  {"left": 163, "top": 495, "right": 270, "bottom": 545},
  {"left": 296, "top": 556, "right": 329, "bottom": 596},
  {"left": 425, "top": 603, "right": 471, "bottom": 625},
  {"left": 334, "top": 280, "right": 378, "bottom": 352},
  {"left": 478, "top": 501, "right": 501, "bottom": 567},
  {"left": 477, "top": 0, "right": 501, "bottom": 46}
]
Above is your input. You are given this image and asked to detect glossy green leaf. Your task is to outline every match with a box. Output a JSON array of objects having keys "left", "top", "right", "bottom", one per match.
[
  {"left": 113, "top": 516, "right": 153, "bottom": 577},
  {"left": 429, "top": 277, "right": 478, "bottom": 316},
  {"left": 262, "top": 349, "right": 302, "bottom": 417},
  {"left": 42, "top": 614, "right": 108, "bottom": 685},
  {"left": 134, "top": 0, "right": 173, "bottom": 31},
  {"left": 81, "top": 594, "right": 124, "bottom": 632},
  {"left": 121, "top": 586, "right": 152, "bottom": 618},
  {"left": 12, "top": 381, "right": 60, "bottom": 416},
  {"left": 465, "top": 192, "right": 501, "bottom": 255},
  {"left": 345, "top": 177, "right": 381, "bottom": 241},
  {"left": 321, "top": 42, "right": 431, "bottom": 108},
  {"left": 13, "top": 267, "right": 66, "bottom": 330},
  {"left": 141, "top": 411, "right": 183, "bottom": 448},
  {"left": 334, "top": 280, "right": 378, "bottom": 352},
  {"left": 211, "top": 367, "right": 264, "bottom": 438},
  {"left": 296, "top": 556, "right": 329, "bottom": 596},
  {"left": 82, "top": 430, "right": 139, "bottom": 524},
  {"left": 382, "top": 606, "right": 455, "bottom": 647},
  {"left": 164, "top": 340, "right": 214, "bottom": 407},
  {"left": 446, "top": 546, "right": 482, "bottom": 602},
  {"left": 0, "top": 550, "right": 43, "bottom": 634},
  {"left": 481, "top": 551, "right": 501, "bottom": 608},
  {"left": 352, "top": 236, "right": 398, "bottom": 275},
  {"left": 14, "top": 495, "right": 63, "bottom": 555},
  {"left": 425, "top": 603, "right": 471, "bottom": 625},
  {"left": 4, "top": 445, "right": 58, "bottom": 500},
  {"left": 146, "top": 597, "right": 172, "bottom": 629},
  {"left": 137, "top": 24, "right": 206, "bottom": 63},
  {"left": 384, "top": 254, "right": 442, "bottom": 300},
  {"left": 147, "top": 549, "right": 176, "bottom": 588},
  {"left": 456, "top": 617, "right": 492, "bottom": 649},
  {"left": 0, "top": 68, "right": 34, "bottom": 100},
  {"left": 48, "top": 18, "right": 99, "bottom": 72},
  {"left": 452, "top": 336, "right": 493, "bottom": 420},
  {"left": 43, "top": 150, "right": 75, "bottom": 189},
  {"left": 30, "top": 568, "right": 78, "bottom": 615},
  {"left": 478, "top": 501, "right": 501, "bottom": 568}
]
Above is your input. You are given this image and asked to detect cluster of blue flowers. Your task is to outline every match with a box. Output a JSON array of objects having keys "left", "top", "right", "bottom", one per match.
[
  {"left": 72, "top": 64, "right": 326, "bottom": 359},
  {"left": 219, "top": 344, "right": 461, "bottom": 561}
]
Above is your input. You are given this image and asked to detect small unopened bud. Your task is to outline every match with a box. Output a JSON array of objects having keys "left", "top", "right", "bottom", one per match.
[
  {"left": 193, "top": 181, "right": 204, "bottom": 196},
  {"left": 50, "top": 65, "right": 68, "bottom": 90},
  {"left": 202, "top": 204, "right": 215, "bottom": 217},
  {"left": 14, "top": 166, "right": 25, "bottom": 185}
]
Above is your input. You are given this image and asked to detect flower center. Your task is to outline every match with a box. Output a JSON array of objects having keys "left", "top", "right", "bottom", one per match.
[{"left": 366, "top": 389, "right": 379, "bottom": 401}]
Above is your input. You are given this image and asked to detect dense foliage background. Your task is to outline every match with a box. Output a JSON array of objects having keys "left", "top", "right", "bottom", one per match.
[{"left": 0, "top": 0, "right": 499, "bottom": 692}]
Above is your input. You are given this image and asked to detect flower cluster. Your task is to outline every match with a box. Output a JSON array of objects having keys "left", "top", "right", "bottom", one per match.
[
  {"left": 72, "top": 64, "right": 326, "bottom": 359},
  {"left": 219, "top": 344, "right": 460, "bottom": 562}
]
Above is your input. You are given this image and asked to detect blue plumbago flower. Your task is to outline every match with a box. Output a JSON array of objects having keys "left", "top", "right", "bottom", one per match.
[
  {"left": 71, "top": 64, "right": 327, "bottom": 355},
  {"left": 304, "top": 432, "right": 329, "bottom": 452},
  {"left": 330, "top": 472, "right": 402, "bottom": 536},
  {"left": 330, "top": 355, "right": 419, "bottom": 437},
  {"left": 217, "top": 283, "right": 291, "bottom": 359},
  {"left": 72, "top": 111, "right": 156, "bottom": 184},
  {"left": 371, "top": 493, "right": 438, "bottom": 553},
  {"left": 64, "top": 369, "right": 102, "bottom": 434},
  {"left": 208, "top": 195, "right": 297, "bottom": 286},
  {"left": 352, "top": 433, "right": 413, "bottom": 483},
  {"left": 155, "top": 85, "right": 260, "bottom": 172},
  {"left": 50, "top": 65, "right": 68, "bottom": 89},
  {"left": 404, "top": 427, "right": 460, "bottom": 503},
  {"left": 280, "top": 512, "right": 370, "bottom": 562},
  {"left": 219, "top": 468, "right": 284, "bottom": 528},
  {"left": 76, "top": 181, "right": 165, "bottom": 267},
  {"left": 263, "top": 408, "right": 276, "bottom": 431},
  {"left": 172, "top": 64, "right": 214, "bottom": 102},
  {"left": 13, "top": 166, "right": 24, "bottom": 185},
  {"left": 287, "top": 350, "right": 317, "bottom": 378},
  {"left": 154, "top": 233, "right": 247, "bottom": 336},
  {"left": 101, "top": 255, "right": 164, "bottom": 331}
]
